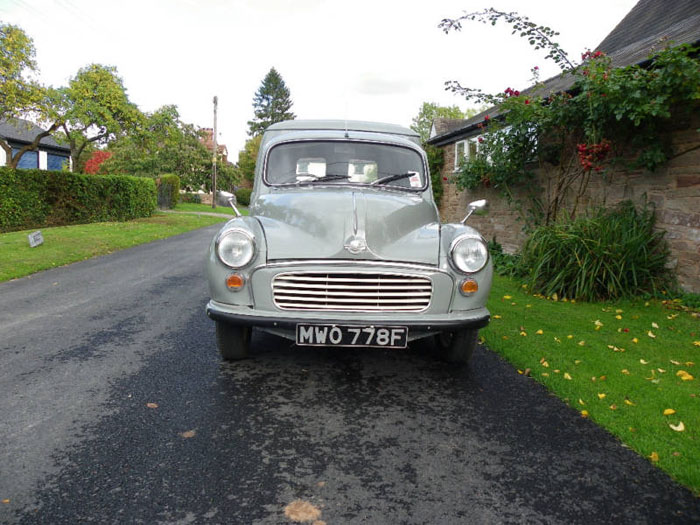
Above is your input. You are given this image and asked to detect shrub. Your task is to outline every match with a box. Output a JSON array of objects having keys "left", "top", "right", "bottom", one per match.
[
  {"left": 235, "top": 187, "right": 252, "bottom": 206},
  {"left": 156, "top": 174, "right": 180, "bottom": 209},
  {"left": 487, "top": 238, "right": 526, "bottom": 278},
  {"left": 519, "top": 201, "right": 674, "bottom": 301},
  {"left": 0, "top": 167, "right": 156, "bottom": 232}
]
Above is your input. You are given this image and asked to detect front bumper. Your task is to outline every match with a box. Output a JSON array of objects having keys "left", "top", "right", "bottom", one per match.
[{"left": 206, "top": 299, "right": 490, "bottom": 333}]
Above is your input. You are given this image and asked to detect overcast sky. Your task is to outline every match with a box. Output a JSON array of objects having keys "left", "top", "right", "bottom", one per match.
[{"left": 1, "top": 0, "right": 639, "bottom": 159}]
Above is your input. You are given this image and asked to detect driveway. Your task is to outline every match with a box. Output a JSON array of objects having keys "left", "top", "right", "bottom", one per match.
[{"left": 1, "top": 224, "right": 699, "bottom": 524}]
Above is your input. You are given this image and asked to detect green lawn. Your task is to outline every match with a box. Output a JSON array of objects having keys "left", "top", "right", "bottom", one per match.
[
  {"left": 483, "top": 274, "right": 700, "bottom": 493},
  {"left": 173, "top": 202, "right": 248, "bottom": 215},
  {"left": 0, "top": 212, "right": 227, "bottom": 282}
]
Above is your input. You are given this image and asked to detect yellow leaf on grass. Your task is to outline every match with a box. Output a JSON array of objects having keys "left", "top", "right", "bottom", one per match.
[
  {"left": 564, "top": 372, "right": 572, "bottom": 380},
  {"left": 669, "top": 421, "right": 685, "bottom": 432},
  {"left": 624, "top": 399, "right": 635, "bottom": 406},
  {"left": 649, "top": 452, "right": 659, "bottom": 462},
  {"left": 694, "top": 341, "right": 700, "bottom": 347},
  {"left": 581, "top": 410, "right": 589, "bottom": 418},
  {"left": 552, "top": 293, "right": 558, "bottom": 301},
  {"left": 658, "top": 368, "right": 666, "bottom": 373},
  {"left": 598, "top": 393, "right": 607, "bottom": 399},
  {"left": 541, "top": 372, "right": 550, "bottom": 377},
  {"left": 578, "top": 341, "right": 586, "bottom": 346},
  {"left": 526, "top": 304, "right": 532, "bottom": 308},
  {"left": 648, "top": 331, "right": 656, "bottom": 338},
  {"left": 493, "top": 315, "right": 502, "bottom": 319},
  {"left": 676, "top": 370, "right": 694, "bottom": 381},
  {"left": 621, "top": 369, "right": 630, "bottom": 375},
  {"left": 632, "top": 338, "right": 639, "bottom": 344},
  {"left": 502, "top": 336, "right": 509, "bottom": 340},
  {"left": 503, "top": 295, "right": 512, "bottom": 300},
  {"left": 652, "top": 322, "right": 659, "bottom": 329},
  {"left": 594, "top": 320, "right": 604, "bottom": 327},
  {"left": 567, "top": 335, "right": 574, "bottom": 339},
  {"left": 520, "top": 331, "right": 527, "bottom": 337},
  {"left": 615, "top": 315, "right": 622, "bottom": 320},
  {"left": 640, "top": 359, "right": 649, "bottom": 364},
  {"left": 536, "top": 329, "right": 543, "bottom": 335},
  {"left": 541, "top": 361, "right": 549, "bottom": 368},
  {"left": 670, "top": 359, "right": 681, "bottom": 365},
  {"left": 609, "top": 404, "right": 618, "bottom": 410},
  {"left": 579, "top": 399, "right": 586, "bottom": 406},
  {"left": 575, "top": 360, "right": 582, "bottom": 365},
  {"left": 663, "top": 408, "right": 676, "bottom": 416}
]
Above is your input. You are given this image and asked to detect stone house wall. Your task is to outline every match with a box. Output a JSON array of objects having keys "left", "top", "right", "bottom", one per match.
[{"left": 437, "top": 113, "right": 700, "bottom": 292}]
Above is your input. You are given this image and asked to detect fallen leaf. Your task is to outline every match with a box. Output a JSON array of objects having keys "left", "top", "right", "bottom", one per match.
[
  {"left": 615, "top": 315, "right": 622, "bottom": 320},
  {"left": 594, "top": 320, "right": 604, "bottom": 327},
  {"left": 578, "top": 341, "right": 586, "bottom": 346},
  {"left": 1, "top": 499, "right": 9, "bottom": 504},
  {"left": 517, "top": 369, "right": 523, "bottom": 375},
  {"left": 535, "top": 329, "right": 543, "bottom": 335},
  {"left": 687, "top": 361, "right": 696, "bottom": 366},
  {"left": 624, "top": 399, "right": 635, "bottom": 406},
  {"left": 599, "top": 375, "right": 606, "bottom": 381},
  {"left": 552, "top": 293, "right": 558, "bottom": 301},
  {"left": 574, "top": 360, "right": 582, "bottom": 365},
  {"left": 284, "top": 500, "right": 321, "bottom": 522},
  {"left": 694, "top": 341, "right": 700, "bottom": 347},
  {"left": 658, "top": 368, "right": 666, "bottom": 373},
  {"left": 667, "top": 314, "right": 679, "bottom": 320},
  {"left": 621, "top": 369, "right": 630, "bottom": 375},
  {"left": 541, "top": 372, "right": 550, "bottom": 377},
  {"left": 615, "top": 309, "right": 623, "bottom": 314},
  {"left": 146, "top": 403, "right": 159, "bottom": 409},
  {"left": 493, "top": 315, "right": 502, "bottom": 319},
  {"left": 578, "top": 399, "right": 586, "bottom": 406},
  {"left": 567, "top": 335, "right": 574, "bottom": 339},
  {"left": 669, "top": 421, "right": 685, "bottom": 432},
  {"left": 649, "top": 452, "right": 659, "bottom": 462},
  {"left": 503, "top": 295, "right": 512, "bottom": 300},
  {"left": 541, "top": 361, "right": 549, "bottom": 368},
  {"left": 670, "top": 359, "right": 681, "bottom": 365},
  {"left": 180, "top": 430, "right": 196, "bottom": 439},
  {"left": 554, "top": 337, "right": 562, "bottom": 343},
  {"left": 652, "top": 322, "right": 659, "bottom": 329},
  {"left": 640, "top": 359, "right": 649, "bottom": 365},
  {"left": 526, "top": 304, "right": 532, "bottom": 308},
  {"left": 609, "top": 404, "right": 617, "bottom": 410},
  {"left": 502, "top": 336, "right": 509, "bottom": 340},
  {"left": 632, "top": 338, "right": 639, "bottom": 344},
  {"left": 581, "top": 410, "right": 589, "bottom": 418},
  {"left": 523, "top": 368, "right": 531, "bottom": 376},
  {"left": 676, "top": 370, "right": 694, "bottom": 381},
  {"left": 598, "top": 393, "right": 607, "bottom": 399},
  {"left": 648, "top": 331, "right": 656, "bottom": 339},
  {"left": 663, "top": 408, "right": 676, "bottom": 415},
  {"left": 520, "top": 331, "right": 527, "bottom": 337}
]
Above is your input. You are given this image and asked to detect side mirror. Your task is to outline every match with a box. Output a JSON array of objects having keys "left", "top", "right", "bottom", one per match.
[{"left": 461, "top": 199, "right": 488, "bottom": 224}]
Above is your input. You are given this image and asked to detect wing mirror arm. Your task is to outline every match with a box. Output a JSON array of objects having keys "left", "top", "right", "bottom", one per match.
[
  {"left": 227, "top": 197, "right": 242, "bottom": 217},
  {"left": 461, "top": 199, "right": 488, "bottom": 224}
]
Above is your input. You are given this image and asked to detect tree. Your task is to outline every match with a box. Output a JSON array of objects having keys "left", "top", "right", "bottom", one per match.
[
  {"left": 410, "top": 102, "right": 473, "bottom": 143},
  {"left": 247, "top": 67, "right": 295, "bottom": 136},
  {"left": 103, "top": 105, "right": 213, "bottom": 189},
  {"left": 60, "top": 64, "right": 143, "bottom": 169},
  {"left": 0, "top": 23, "right": 54, "bottom": 168},
  {"left": 234, "top": 134, "right": 262, "bottom": 186}
]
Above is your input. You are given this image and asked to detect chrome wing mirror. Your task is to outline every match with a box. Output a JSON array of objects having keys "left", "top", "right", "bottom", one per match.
[{"left": 461, "top": 199, "right": 488, "bottom": 224}]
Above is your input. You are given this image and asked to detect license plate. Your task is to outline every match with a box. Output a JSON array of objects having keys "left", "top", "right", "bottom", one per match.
[{"left": 296, "top": 324, "right": 408, "bottom": 349}]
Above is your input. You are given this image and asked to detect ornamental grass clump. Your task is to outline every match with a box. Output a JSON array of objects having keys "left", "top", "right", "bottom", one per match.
[{"left": 520, "top": 201, "right": 673, "bottom": 301}]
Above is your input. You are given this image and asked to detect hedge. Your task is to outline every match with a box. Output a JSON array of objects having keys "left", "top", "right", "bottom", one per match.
[
  {"left": 156, "top": 174, "right": 180, "bottom": 209},
  {"left": 0, "top": 167, "right": 156, "bottom": 233}
]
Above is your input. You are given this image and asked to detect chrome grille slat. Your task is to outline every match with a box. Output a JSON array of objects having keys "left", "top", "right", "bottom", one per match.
[{"left": 272, "top": 272, "right": 432, "bottom": 312}]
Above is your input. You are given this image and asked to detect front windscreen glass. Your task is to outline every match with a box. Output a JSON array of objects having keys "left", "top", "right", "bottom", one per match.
[{"left": 266, "top": 141, "right": 426, "bottom": 190}]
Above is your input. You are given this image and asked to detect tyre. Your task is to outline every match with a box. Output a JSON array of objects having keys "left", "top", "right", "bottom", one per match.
[
  {"left": 435, "top": 329, "right": 478, "bottom": 364},
  {"left": 215, "top": 321, "right": 251, "bottom": 361}
]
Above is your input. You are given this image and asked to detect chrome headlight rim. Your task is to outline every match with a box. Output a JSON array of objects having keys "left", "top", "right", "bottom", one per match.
[
  {"left": 449, "top": 234, "right": 489, "bottom": 274},
  {"left": 216, "top": 228, "right": 256, "bottom": 269}
]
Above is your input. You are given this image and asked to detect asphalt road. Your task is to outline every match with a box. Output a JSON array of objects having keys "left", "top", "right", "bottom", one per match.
[{"left": 1, "top": 224, "right": 699, "bottom": 524}]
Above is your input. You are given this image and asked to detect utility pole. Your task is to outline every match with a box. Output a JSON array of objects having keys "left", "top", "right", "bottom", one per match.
[{"left": 212, "top": 95, "right": 218, "bottom": 209}]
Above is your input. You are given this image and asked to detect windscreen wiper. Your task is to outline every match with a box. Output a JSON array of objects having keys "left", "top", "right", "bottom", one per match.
[
  {"left": 371, "top": 171, "right": 417, "bottom": 185},
  {"left": 296, "top": 173, "right": 351, "bottom": 183}
]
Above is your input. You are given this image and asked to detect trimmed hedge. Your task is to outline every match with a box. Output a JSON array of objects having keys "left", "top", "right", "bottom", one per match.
[
  {"left": 235, "top": 187, "right": 252, "bottom": 206},
  {"left": 0, "top": 167, "right": 156, "bottom": 233},
  {"left": 156, "top": 174, "right": 180, "bottom": 209}
]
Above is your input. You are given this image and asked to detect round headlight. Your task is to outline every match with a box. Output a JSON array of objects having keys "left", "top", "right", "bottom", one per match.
[
  {"left": 450, "top": 235, "right": 488, "bottom": 274},
  {"left": 217, "top": 229, "right": 255, "bottom": 268}
]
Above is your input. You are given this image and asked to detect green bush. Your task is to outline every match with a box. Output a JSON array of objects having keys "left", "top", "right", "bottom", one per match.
[
  {"left": 488, "top": 238, "right": 526, "bottom": 278},
  {"left": 235, "top": 187, "right": 252, "bottom": 206},
  {"left": 520, "top": 201, "right": 674, "bottom": 301},
  {"left": 156, "top": 174, "right": 180, "bottom": 209},
  {"left": 0, "top": 167, "right": 156, "bottom": 233}
]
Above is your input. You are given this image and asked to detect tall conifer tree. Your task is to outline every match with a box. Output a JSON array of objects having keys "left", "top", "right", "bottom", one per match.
[{"left": 247, "top": 67, "right": 295, "bottom": 136}]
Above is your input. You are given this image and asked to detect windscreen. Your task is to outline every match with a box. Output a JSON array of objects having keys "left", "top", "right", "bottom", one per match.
[{"left": 265, "top": 141, "right": 426, "bottom": 190}]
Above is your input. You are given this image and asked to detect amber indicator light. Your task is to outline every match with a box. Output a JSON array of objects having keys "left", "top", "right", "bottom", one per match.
[
  {"left": 460, "top": 279, "right": 479, "bottom": 295},
  {"left": 226, "top": 274, "right": 245, "bottom": 289}
]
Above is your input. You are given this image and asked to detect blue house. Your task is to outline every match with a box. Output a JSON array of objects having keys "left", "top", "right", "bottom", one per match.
[{"left": 0, "top": 118, "right": 71, "bottom": 171}]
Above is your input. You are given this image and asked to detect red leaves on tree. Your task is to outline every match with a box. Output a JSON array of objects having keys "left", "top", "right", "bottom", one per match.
[
  {"left": 577, "top": 139, "right": 611, "bottom": 173},
  {"left": 84, "top": 151, "right": 112, "bottom": 174}
]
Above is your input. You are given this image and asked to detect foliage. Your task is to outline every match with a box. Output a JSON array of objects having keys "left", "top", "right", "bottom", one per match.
[
  {"left": 0, "top": 167, "right": 155, "bottom": 232},
  {"left": 235, "top": 187, "right": 252, "bottom": 206},
  {"left": 0, "top": 23, "right": 55, "bottom": 168},
  {"left": 519, "top": 201, "right": 674, "bottom": 301},
  {"left": 58, "top": 64, "right": 143, "bottom": 169},
  {"left": 425, "top": 145, "right": 444, "bottom": 204},
  {"left": 485, "top": 274, "right": 700, "bottom": 494},
  {"left": 234, "top": 134, "right": 262, "bottom": 185},
  {"left": 487, "top": 238, "right": 525, "bottom": 278},
  {"left": 84, "top": 150, "right": 113, "bottom": 174},
  {"left": 441, "top": 9, "right": 700, "bottom": 228},
  {"left": 156, "top": 174, "right": 180, "bottom": 209},
  {"left": 179, "top": 193, "right": 202, "bottom": 204},
  {"left": 0, "top": 213, "right": 227, "bottom": 283},
  {"left": 247, "top": 67, "right": 295, "bottom": 137},
  {"left": 103, "top": 105, "right": 213, "bottom": 189},
  {"left": 410, "top": 102, "right": 470, "bottom": 143}
]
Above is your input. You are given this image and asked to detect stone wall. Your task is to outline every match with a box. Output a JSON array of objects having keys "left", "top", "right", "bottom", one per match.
[{"left": 437, "top": 113, "right": 700, "bottom": 292}]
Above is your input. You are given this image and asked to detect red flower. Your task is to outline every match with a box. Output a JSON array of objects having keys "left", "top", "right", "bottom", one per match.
[
  {"left": 442, "top": 177, "right": 448, "bottom": 181},
  {"left": 478, "top": 137, "right": 484, "bottom": 143},
  {"left": 484, "top": 115, "right": 490, "bottom": 121},
  {"left": 524, "top": 99, "right": 530, "bottom": 105}
]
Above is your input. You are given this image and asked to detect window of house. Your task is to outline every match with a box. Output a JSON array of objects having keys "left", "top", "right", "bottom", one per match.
[
  {"left": 47, "top": 153, "right": 69, "bottom": 171},
  {"left": 454, "top": 137, "right": 482, "bottom": 170},
  {"left": 12, "top": 148, "right": 38, "bottom": 169}
]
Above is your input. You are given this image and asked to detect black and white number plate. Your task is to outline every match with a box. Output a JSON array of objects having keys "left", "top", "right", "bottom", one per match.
[{"left": 296, "top": 324, "right": 408, "bottom": 349}]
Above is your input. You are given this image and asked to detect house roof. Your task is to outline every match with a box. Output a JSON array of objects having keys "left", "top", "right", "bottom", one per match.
[
  {"left": 428, "top": 0, "right": 700, "bottom": 146},
  {"left": 0, "top": 118, "right": 69, "bottom": 152}
]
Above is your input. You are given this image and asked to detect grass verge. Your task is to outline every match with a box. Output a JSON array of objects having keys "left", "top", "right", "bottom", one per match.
[
  {"left": 0, "top": 212, "right": 227, "bottom": 283},
  {"left": 483, "top": 274, "right": 700, "bottom": 493},
  {"left": 173, "top": 202, "right": 248, "bottom": 215}
]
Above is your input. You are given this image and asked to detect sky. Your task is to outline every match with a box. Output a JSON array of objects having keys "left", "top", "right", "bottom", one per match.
[{"left": 0, "top": 0, "right": 639, "bottom": 160}]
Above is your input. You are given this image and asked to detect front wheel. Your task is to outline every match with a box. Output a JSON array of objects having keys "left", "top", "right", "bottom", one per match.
[
  {"left": 216, "top": 322, "right": 251, "bottom": 361},
  {"left": 435, "top": 329, "right": 478, "bottom": 364}
]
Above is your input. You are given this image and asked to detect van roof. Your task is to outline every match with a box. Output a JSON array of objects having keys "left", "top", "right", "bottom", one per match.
[{"left": 265, "top": 120, "right": 420, "bottom": 142}]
